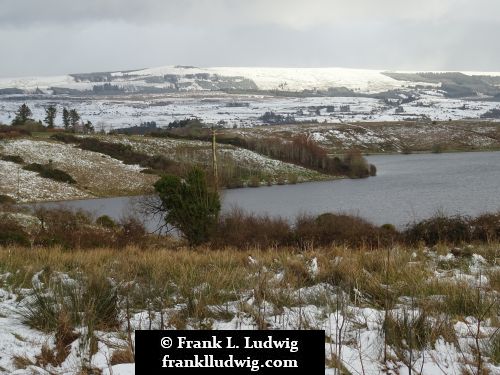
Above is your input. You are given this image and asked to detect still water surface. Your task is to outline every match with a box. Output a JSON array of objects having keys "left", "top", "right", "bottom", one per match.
[{"left": 35, "top": 151, "right": 500, "bottom": 230}]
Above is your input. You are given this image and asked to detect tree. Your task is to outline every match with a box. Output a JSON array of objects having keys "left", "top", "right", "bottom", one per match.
[
  {"left": 44, "top": 105, "right": 57, "bottom": 128},
  {"left": 83, "top": 120, "right": 94, "bottom": 134},
  {"left": 69, "top": 109, "right": 80, "bottom": 128},
  {"left": 12, "top": 104, "right": 32, "bottom": 125},
  {"left": 154, "top": 167, "right": 220, "bottom": 246},
  {"left": 62, "top": 108, "right": 70, "bottom": 130}
]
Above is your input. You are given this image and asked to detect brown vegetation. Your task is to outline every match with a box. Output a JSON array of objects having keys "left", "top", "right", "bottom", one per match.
[{"left": 153, "top": 129, "right": 376, "bottom": 178}]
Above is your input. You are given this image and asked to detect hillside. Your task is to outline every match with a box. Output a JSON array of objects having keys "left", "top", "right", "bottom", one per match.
[
  {"left": 0, "top": 134, "right": 330, "bottom": 203},
  {"left": 1, "top": 66, "right": 500, "bottom": 130}
]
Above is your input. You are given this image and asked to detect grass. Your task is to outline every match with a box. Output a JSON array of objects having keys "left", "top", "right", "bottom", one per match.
[{"left": 0, "top": 243, "right": 498, "bottom": 372}]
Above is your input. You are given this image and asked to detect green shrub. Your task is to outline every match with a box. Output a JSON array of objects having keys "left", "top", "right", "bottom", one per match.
[
  {"left": 154, "top": 167, "right": 220, "bottom": 246},
  {"left": 96, "top": 215, "right": 117, "bottom": 228}
]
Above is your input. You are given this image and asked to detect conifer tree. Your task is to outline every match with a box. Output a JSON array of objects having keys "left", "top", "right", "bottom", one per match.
[
  {"left": 69, "top": 109, "right": 80, "bottom": 128},
  {"left": 12, "top": 104, "right": 32, "bottom": 125},
  {"left": 62, "top": 108, "right": 70, "bottom": 129},
  {"left": 44, "top": 105, "right": 57, "bottom": 128}
]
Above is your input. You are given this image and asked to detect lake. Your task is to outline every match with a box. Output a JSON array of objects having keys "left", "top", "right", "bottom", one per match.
[{"left": 33, "top": 151, "right": 500, "bottom": 231}]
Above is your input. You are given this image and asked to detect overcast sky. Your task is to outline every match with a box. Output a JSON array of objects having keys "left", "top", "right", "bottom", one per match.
[{"left": 1, "top": 0, "right": 499, "bottom": 77}]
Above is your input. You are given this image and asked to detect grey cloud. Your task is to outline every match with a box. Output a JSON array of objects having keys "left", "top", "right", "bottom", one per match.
[
  {"left": 0, "top": 0, "right": 499, "bottom": 76},
  {"left": 2, "top": 0, "right": 500, "bottom": 27}
]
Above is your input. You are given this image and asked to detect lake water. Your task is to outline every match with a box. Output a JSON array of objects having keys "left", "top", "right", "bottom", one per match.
[{"left": 34, "top": 151, "right": 500, "bottom": 231}]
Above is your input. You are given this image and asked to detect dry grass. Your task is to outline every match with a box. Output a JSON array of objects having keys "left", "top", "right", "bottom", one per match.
[
  {"left": 0, "top": 243, "right": 498, "bottom": 372},
  {"left": 110, "top": 347, "right": 134, "bottom": 366}
]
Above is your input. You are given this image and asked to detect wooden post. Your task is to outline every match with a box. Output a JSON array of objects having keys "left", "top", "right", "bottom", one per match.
[
  {"left": 211, "top": 126, "right": 218, "bottom": 192},
  {"left": 17, "top": 167, "right": 20, "bottom": 201}
]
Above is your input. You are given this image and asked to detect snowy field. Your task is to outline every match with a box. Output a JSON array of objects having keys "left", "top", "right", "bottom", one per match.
[
  {"left": 1, "top": 93, "right": 499, "bottom": 131},
  {"left": 0, "top": 139, "right": 157, "bottom": 201},
  {"left": 1, "top": 66, "right": 499, "bottom": 130},
  {"left": 0, "top": 246, "right": 498, "bottom": 374}
]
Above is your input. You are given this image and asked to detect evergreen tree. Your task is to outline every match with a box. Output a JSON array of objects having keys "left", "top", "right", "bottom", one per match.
[
  {"left": 44, "top": 105, "right": 57, "bottom": 128},
  {"left": 154, "top": 167, "right": 220, "bottom": 246},
  {"left": 12, "top": 104, "right": 33, "bottom": 125},
  {"left": 62, "top": 108, "right": 70, "bottom": 130},
  {"left": 69, "top": 109, "right": 80, "bottom": 128}
]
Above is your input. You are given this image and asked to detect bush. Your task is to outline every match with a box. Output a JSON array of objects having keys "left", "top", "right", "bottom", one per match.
[
  {"left": 23, "top": 163, "right": 76, "bottom": 184},
  {"left": 155, "top": 167, "right": 220, "bottom": 246},
  {"left": 212, "top": 208, "right": 292, "bottom": 249},
  {"left": 404, "top": 213, "right": 471, "bottom": 246},
  {"left": 295, "top": 213, "right": 393, "bottom": 249},
  {"left": 115, "top": 216, "right": 147, "bottom": 248},
  {"left": 0, "top": 124, "right": 31, "bottom": 139},
  {"left": 247, "top": 175, "right": 261, "bottom": 188},
  {"left": 33, "top": 208, "right": 147, "bottom": 249},
  {"left": 342, "top": 150, "right": 371, "bottom": 178},
  {"left": 470, "top": 212, "right": 500, "bottom": 242},
  {"left": 0, "top": 194, "right": 16, "bottom": 205},
  {"left": 1, "top": 154, "right": 24, "bottom": 164},
  {"left": 0, "top": 216, "right": 30, "bottom": 246},
  {"left": 96, "top": 215, "right": 117, "bottom": 228}
]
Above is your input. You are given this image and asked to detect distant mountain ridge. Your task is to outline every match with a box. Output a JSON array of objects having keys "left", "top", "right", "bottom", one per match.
[{"left": 1, "top": 66, "right": 500, "bottom": 99}]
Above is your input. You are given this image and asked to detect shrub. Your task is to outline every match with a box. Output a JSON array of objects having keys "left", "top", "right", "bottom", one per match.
[
  {"left": 404, "top": 213, "right": 471, "bottom": 246},
  {"left": 0, "top": 194, "right": 16, "bottom": 205},
  {"left": 115, "top": 216, "right": 147, "bottom": 248},
  {"left": 247, "top": 175, "right": 261, "bottom": 188},
  {"left": 470, "top": 212, "right": 500, "bottom": 242},
  {"left": 154, "top": 167, "right": 220, "bottom": 246},
  {"left": 0, "top": 124, "right": 31, "bottom": 139},
  {"left": 0, "top": 154, "right": 24, "bottom": 164},
  {"left": 33, "top": 208, "right": 147, "bottom": 249},
  {"left": 23, "top": 163, "right": 76, "bottom": 184},
  {"left": 212, "top": 208, "right": 292, "bottom": 249},
  {"left": 0, "top": 216, "right": 30, "bottom": 246},
  {"left": 342, "top": 149, "right": 371, "bottom": 178},
  {"left": 96, "top": 215, "right": 117, "bottom": 228},
  {"left": 295, "top": 213, "right": 393, "bottom": 249}
]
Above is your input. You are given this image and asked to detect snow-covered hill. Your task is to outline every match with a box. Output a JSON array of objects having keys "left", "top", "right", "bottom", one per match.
[{"left": 1, "top": 66, "right": 500, "bottom": 96}]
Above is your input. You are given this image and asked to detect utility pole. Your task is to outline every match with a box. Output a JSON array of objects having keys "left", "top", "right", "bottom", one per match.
[
  {"left": 17, "top": 167, "right": 20, "bottom": 201},
  {"left": 211, "top": 125, "right": 218, "bottom": 192}
]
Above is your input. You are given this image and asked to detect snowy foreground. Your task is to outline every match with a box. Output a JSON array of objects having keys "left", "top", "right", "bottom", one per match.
[{"left": 0, "top": 246, "right": 498, "bottom": 375}]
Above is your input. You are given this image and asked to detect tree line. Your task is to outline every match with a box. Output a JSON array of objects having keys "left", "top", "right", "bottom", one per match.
[{"left": 11, "top": 103, "right": 94, "bottom": 133}]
